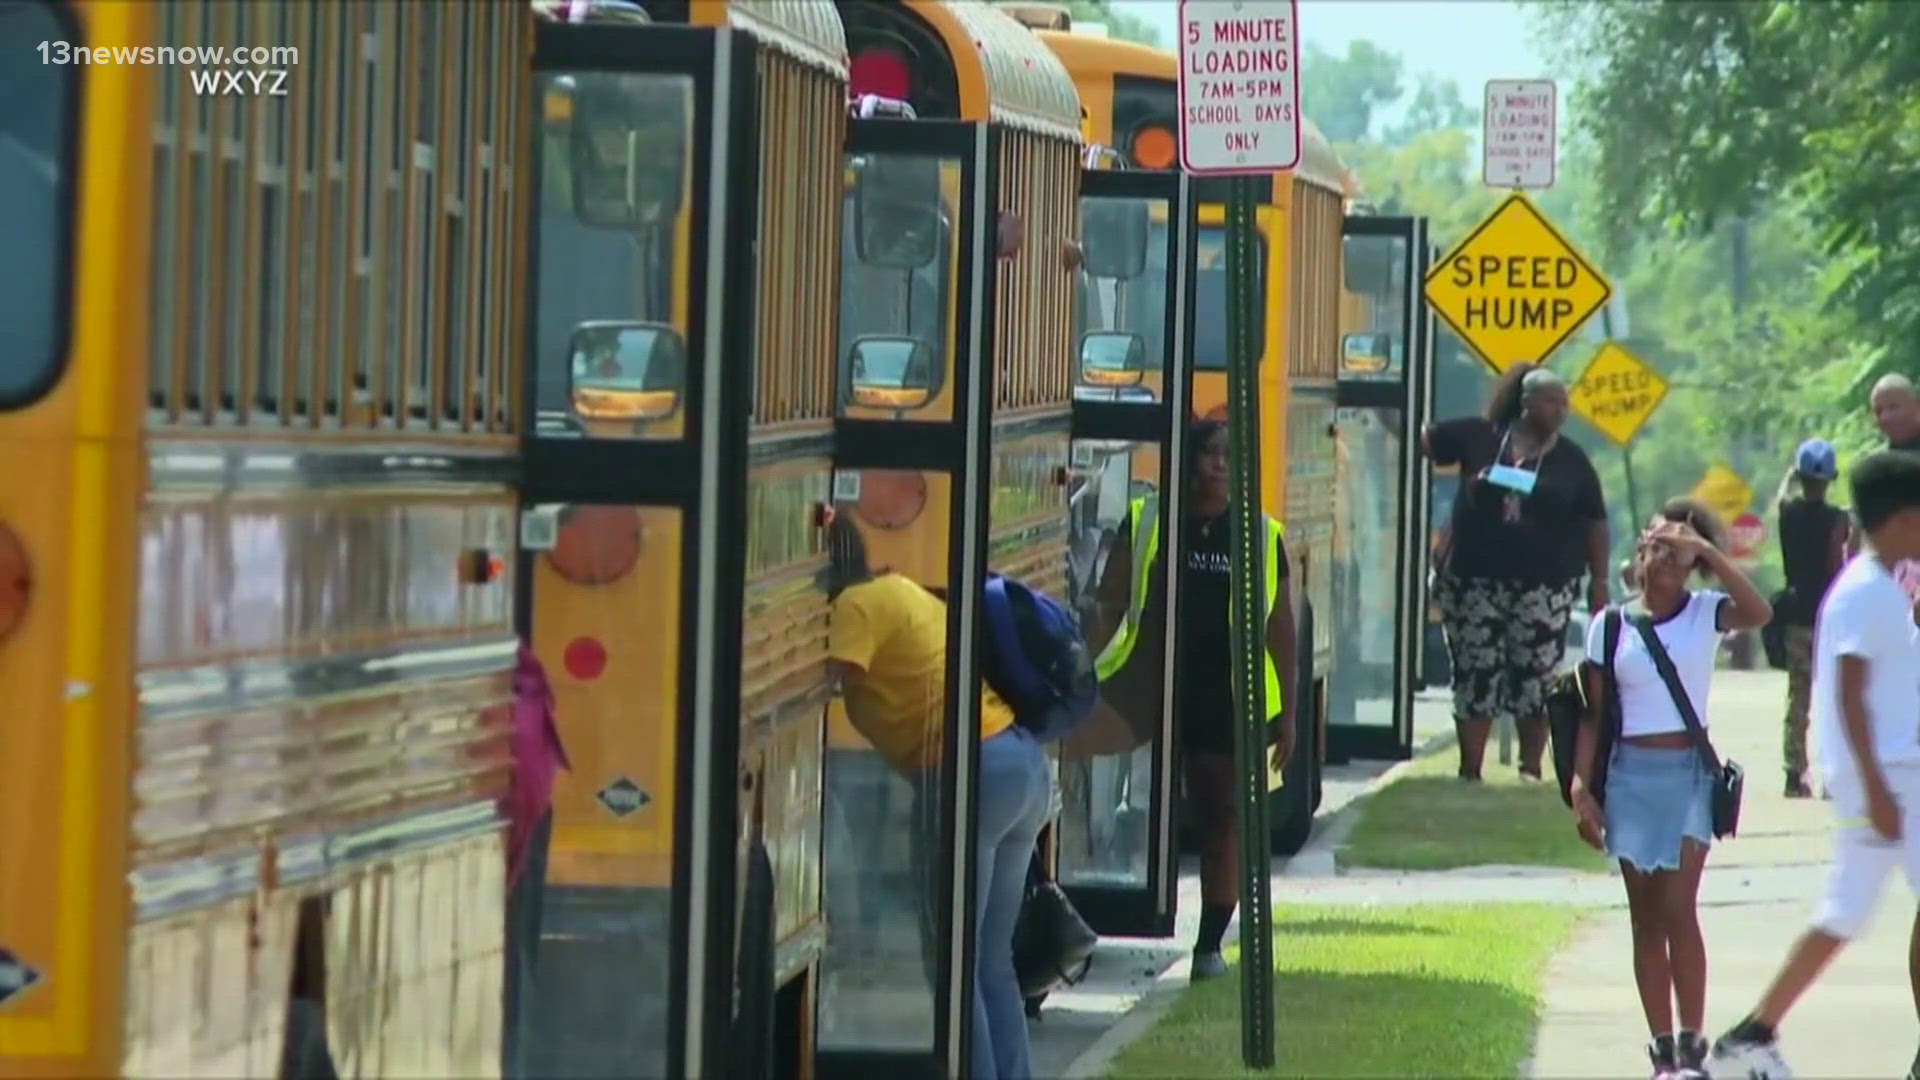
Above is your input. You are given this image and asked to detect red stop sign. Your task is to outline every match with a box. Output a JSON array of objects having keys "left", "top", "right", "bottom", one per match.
[{"left": 1729, "top": 512, "right": 1766, "bottom": 560}]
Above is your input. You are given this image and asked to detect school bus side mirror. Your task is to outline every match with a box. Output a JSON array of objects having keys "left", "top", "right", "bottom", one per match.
[
  {"left": 1080, "top": 199, "right": 1150, "bottom": 280},
  {"left": 854, "top": 155, "right": 942, "bottom": 269},
  {"left": 568, "top": 75, "right": 685, "bottom": 229},
  {"left": 1340, "top": 332, "right": 1394, "bottom": 374},
  {"left": 847, "top": 335, "right": 936, "bottom": 411},
  {"left": 569, "top": 321, "right": 685, "bottom": 424},
  {"left": 1079, "top": 331, "right": 1146, "bottom": 387}
]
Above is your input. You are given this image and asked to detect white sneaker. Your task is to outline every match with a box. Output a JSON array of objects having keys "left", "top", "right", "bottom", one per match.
[{"left": 1707, "top": 1026, "right": 1792, "bottom": 1079}]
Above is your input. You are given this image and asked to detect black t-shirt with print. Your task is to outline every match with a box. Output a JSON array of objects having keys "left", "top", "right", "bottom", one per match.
[
  {"left": 1175, "top": 510, "right": 1287, "bottom": 754},
  {"left": 1428, "top": 416, "right": 1607, "bottom": 585}
]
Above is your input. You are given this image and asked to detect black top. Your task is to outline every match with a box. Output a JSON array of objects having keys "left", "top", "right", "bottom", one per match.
[
  {"left": 1173, "top": 510, "right": 1287, "bottom": 754},
  {"left": 1778, "top": 497, "right": 1847, "bottom": 626},
  {"left": 1428, "top": 416, "right": 1606, "bottom": 585}
]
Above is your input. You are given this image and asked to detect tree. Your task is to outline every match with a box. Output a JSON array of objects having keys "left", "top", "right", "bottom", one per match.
[
  {"left": 1528, "top": 0, "right": 1920, "bottom": 394},
  {"left": 1383, "top": 75, "right": 1477, "bottom": 147},
  {"left": 1054, "top": 0, "right": 1161, "bottom": 47},
  {"left": 1300, "top": 40, "right": 1404, "bottom": 143}
]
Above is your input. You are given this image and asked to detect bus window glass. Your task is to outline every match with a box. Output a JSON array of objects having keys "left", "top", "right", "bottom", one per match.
[
  {"left": 1339, "top": 232, "right": 1407, "bottom": 380},
  {"left": 838, "top": 153, "right": 959, "bottom": 423},
  {"left": 1059, "top": 440, "right": 1165, "bottom": 890},
  {"left": 532, "top": 71, "right": 692, "bottom": 440},
  {"left": 1191, "top": 226, "right": 1267, "bottom": 370},
  {"left": 0, "top": 0, "right": 76, "bottom": 407},
  {"left": 1077, "top": 196, "right": 1167, "bottom": 404}
]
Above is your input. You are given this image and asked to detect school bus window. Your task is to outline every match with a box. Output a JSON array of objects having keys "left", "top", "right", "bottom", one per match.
[
  {"left": 532, "top": 71, "right": 692, "bottom": 440},
  {"left": 1077, "top": 196, "right": 1165, "bottom": 399},
  {"left": 838, "top": 153, "right": 957, "bottom": 419},
  {"left": 1192, "top": 226, "right": 1267, "bottom": 370},
  {"left": 0, "top": 0, "right": 78, "bottom": 407}
]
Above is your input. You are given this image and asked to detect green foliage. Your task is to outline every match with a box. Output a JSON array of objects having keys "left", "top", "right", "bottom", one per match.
[
  {"left": 1050, "top": 0, "right": 1161, "bottom": 47},
  {"left": 1529, "top": 0, "right": 1920, "bottom": 393},
  {"left": 1300, "top": 39, "right": 1405, "bottom": 143},
  {"left": 1110, "top": 904, "right": 1580, "bottom": 1079}
]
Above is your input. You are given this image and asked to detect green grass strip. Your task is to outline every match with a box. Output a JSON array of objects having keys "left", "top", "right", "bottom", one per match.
[
  {"left": 1338, "top": 750, "right": 1612, "bottom": 872},
  {"left": 1109, "top": 903, "right": 1582, "bottom": 1078}
]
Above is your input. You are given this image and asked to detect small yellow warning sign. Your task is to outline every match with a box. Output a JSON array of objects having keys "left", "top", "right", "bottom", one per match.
[
  {"left": 1690, "top": 464, "right": 1754, "bottom": 525},
  {"left": 1569, "top": 341, "right": 1667, "bottom": 447},
  {"left": 1423, "top": 193, "right": 1613, "bottom": 374}
]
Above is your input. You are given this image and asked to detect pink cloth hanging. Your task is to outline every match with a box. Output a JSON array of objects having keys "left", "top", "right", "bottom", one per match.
[{"left": 505, "top": 642, "right": 569, "bottom": 886}]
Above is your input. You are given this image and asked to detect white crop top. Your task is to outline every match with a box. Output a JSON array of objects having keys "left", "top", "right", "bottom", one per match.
[{"left": 1584, "top": 591, "right": 1728, "bottom": 738}]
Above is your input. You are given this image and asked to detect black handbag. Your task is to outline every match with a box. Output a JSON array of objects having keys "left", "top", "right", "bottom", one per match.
[
  {"left": 1551, "top": 608, "right": 1620, "bottom": 808},
  {"left": 1629, "top": 615, "right": 1745, "bottom": 839},
  {"left": 1012, "top": 859, "right": 1098, "bottom": 1004}
]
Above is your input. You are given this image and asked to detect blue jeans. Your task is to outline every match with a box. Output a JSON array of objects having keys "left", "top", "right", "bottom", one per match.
[{"left": 972, "top": 726, "right": 1053, "bottom": 1080}]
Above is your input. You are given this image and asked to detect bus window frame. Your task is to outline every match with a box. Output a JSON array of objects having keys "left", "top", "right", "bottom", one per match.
[
  {"left": 0, "top": 0, "right": 83, "bottom": 411},
  {"left": 823, "top": 114, "right": 990, "bottom": 1078},
  {"left": 525, "top": 22, "right": 763, "bottom": 1080},
  {"left": 836, "top": 150, "right": 958, "bottom": 418}
]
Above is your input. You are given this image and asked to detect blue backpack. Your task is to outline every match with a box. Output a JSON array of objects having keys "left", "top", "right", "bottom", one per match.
[{"left": 981, "top": 573, "right": 1098, "bottom": 742}]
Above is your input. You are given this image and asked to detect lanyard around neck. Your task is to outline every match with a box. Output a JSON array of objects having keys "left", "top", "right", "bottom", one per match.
[{"left": 1497, "top": 426, "right": 1553, "bottom": 473}]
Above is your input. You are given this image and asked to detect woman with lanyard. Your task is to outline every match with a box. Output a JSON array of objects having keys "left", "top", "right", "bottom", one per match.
[{"left": 1423, "top": 363, "right": 1611, "bottom": 781}]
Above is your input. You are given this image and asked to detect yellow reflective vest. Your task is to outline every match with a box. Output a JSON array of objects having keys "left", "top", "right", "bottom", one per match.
[{"left": 1093, "top": 494, "right": 1285, "bottom": 721}]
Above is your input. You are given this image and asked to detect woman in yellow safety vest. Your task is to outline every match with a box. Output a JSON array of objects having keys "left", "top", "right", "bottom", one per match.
[{"left": 1091, "top": 419, "right": 1295, "bottom": 980}]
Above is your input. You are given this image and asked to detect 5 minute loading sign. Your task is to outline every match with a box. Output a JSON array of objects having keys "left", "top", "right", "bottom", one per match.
[{"left": 1423, "top": 193, "right": 1613, "bottom": 374}]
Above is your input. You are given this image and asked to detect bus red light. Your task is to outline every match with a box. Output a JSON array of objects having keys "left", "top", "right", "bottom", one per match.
[{"left": 850, "top": 46, "right": 912, "bottom": 103}]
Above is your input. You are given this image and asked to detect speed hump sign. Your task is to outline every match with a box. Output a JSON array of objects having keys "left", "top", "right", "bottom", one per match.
[{"left": 1423, "top": 193, "right": 1613, "bottom": 373}]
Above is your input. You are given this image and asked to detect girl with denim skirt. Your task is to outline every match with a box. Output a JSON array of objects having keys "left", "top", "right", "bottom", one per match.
[{"left": 1568, "top": 499, "right": 1773, "bottom": 1079}]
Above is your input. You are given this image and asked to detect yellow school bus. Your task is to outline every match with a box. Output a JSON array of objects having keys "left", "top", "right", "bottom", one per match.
[
  {"left": 1036, "top": 23, "right": 1343, "bottom": 850},
  {"left": 1, "top": 1, "right": 529, "bottom": 1075}
]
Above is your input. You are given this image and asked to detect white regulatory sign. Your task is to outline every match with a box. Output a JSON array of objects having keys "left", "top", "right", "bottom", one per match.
[
  {"left": 1176, "top": 0, "right": 1301, "bottom": 175},
  {"left": 1482, "top": 79, "right": 1556, "bottom": 189}
]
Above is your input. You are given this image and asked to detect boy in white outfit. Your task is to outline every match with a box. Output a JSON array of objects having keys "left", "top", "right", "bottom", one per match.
[{"left": 1710, "top": 450, "right": 1920, "bottom": 1079}]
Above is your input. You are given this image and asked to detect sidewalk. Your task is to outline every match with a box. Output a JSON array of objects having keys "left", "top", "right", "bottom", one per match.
[{"left": 1530, "top": 670, "right": 1920, "bottom": 1077}]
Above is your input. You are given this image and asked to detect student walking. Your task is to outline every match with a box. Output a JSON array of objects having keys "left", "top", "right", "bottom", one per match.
[
  {"left": 1569, "top": 499, "right": 1772, "bottom": 1078},
  {"left": 1709, "top": 451, "right": 1920, "bottom": 1079},
  {"left": 1773, "top": 439, "right": 1850, "bottom": 798}
]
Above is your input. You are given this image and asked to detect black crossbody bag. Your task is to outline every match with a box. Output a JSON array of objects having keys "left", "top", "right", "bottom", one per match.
[{"left": 1629, "top": 615, "right": 1745, "bottom": 839}]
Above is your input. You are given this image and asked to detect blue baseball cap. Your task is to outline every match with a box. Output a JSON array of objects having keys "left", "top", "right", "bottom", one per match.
[{"left": 1795, "top": 438, "right": 1838, "bottom": 480}]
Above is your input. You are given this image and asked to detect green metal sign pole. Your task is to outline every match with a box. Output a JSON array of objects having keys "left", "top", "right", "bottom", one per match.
[{"left": 1223, "top": 173, "right": 1275, "bottom": 1069}]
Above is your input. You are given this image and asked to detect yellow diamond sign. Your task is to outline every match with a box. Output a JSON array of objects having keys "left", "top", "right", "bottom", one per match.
[
  {"left": 1424, "top": 193, "right": 1613, "bottom": 374},
  {"left": 1691, "top": 464, "right": 1754, "bottom": 525},
  {"left": 1569, "top": 341, "right": 1668, "bottom": 447}
]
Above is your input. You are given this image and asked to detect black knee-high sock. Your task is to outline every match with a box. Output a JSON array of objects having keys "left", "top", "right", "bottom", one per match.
[{"left": 1195, "top": 903, "right": 1235, "bottom": 954}]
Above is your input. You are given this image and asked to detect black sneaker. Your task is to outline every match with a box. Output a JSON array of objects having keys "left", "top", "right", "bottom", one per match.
[
  {"left": 1648, "top": 1034, "right": 1678, "bottom": 1079},
  {"left": 1785, "top": 771, "right": 1812, "bottom": 798},
  {"left": 1709, "top": 1019, "right": 1792, "bottom": 1079},
  {"left": 1675, "top": 1030, "right": 1709, "bottom": 1079}
]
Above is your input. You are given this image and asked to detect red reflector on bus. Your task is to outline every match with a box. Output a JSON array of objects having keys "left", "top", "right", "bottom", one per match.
[{"left": 850, "top": 47, "right": 911, "bottom": 103}]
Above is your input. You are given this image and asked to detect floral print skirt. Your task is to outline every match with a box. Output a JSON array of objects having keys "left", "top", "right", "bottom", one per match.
[{"left": 1434, "top": 570, "right": 1580, "bottom": 722}]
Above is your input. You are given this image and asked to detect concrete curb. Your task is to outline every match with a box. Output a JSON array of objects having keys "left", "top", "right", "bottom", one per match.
[{"left": 1058, "top": 949, "right": 1199, "bottom": 1079}]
